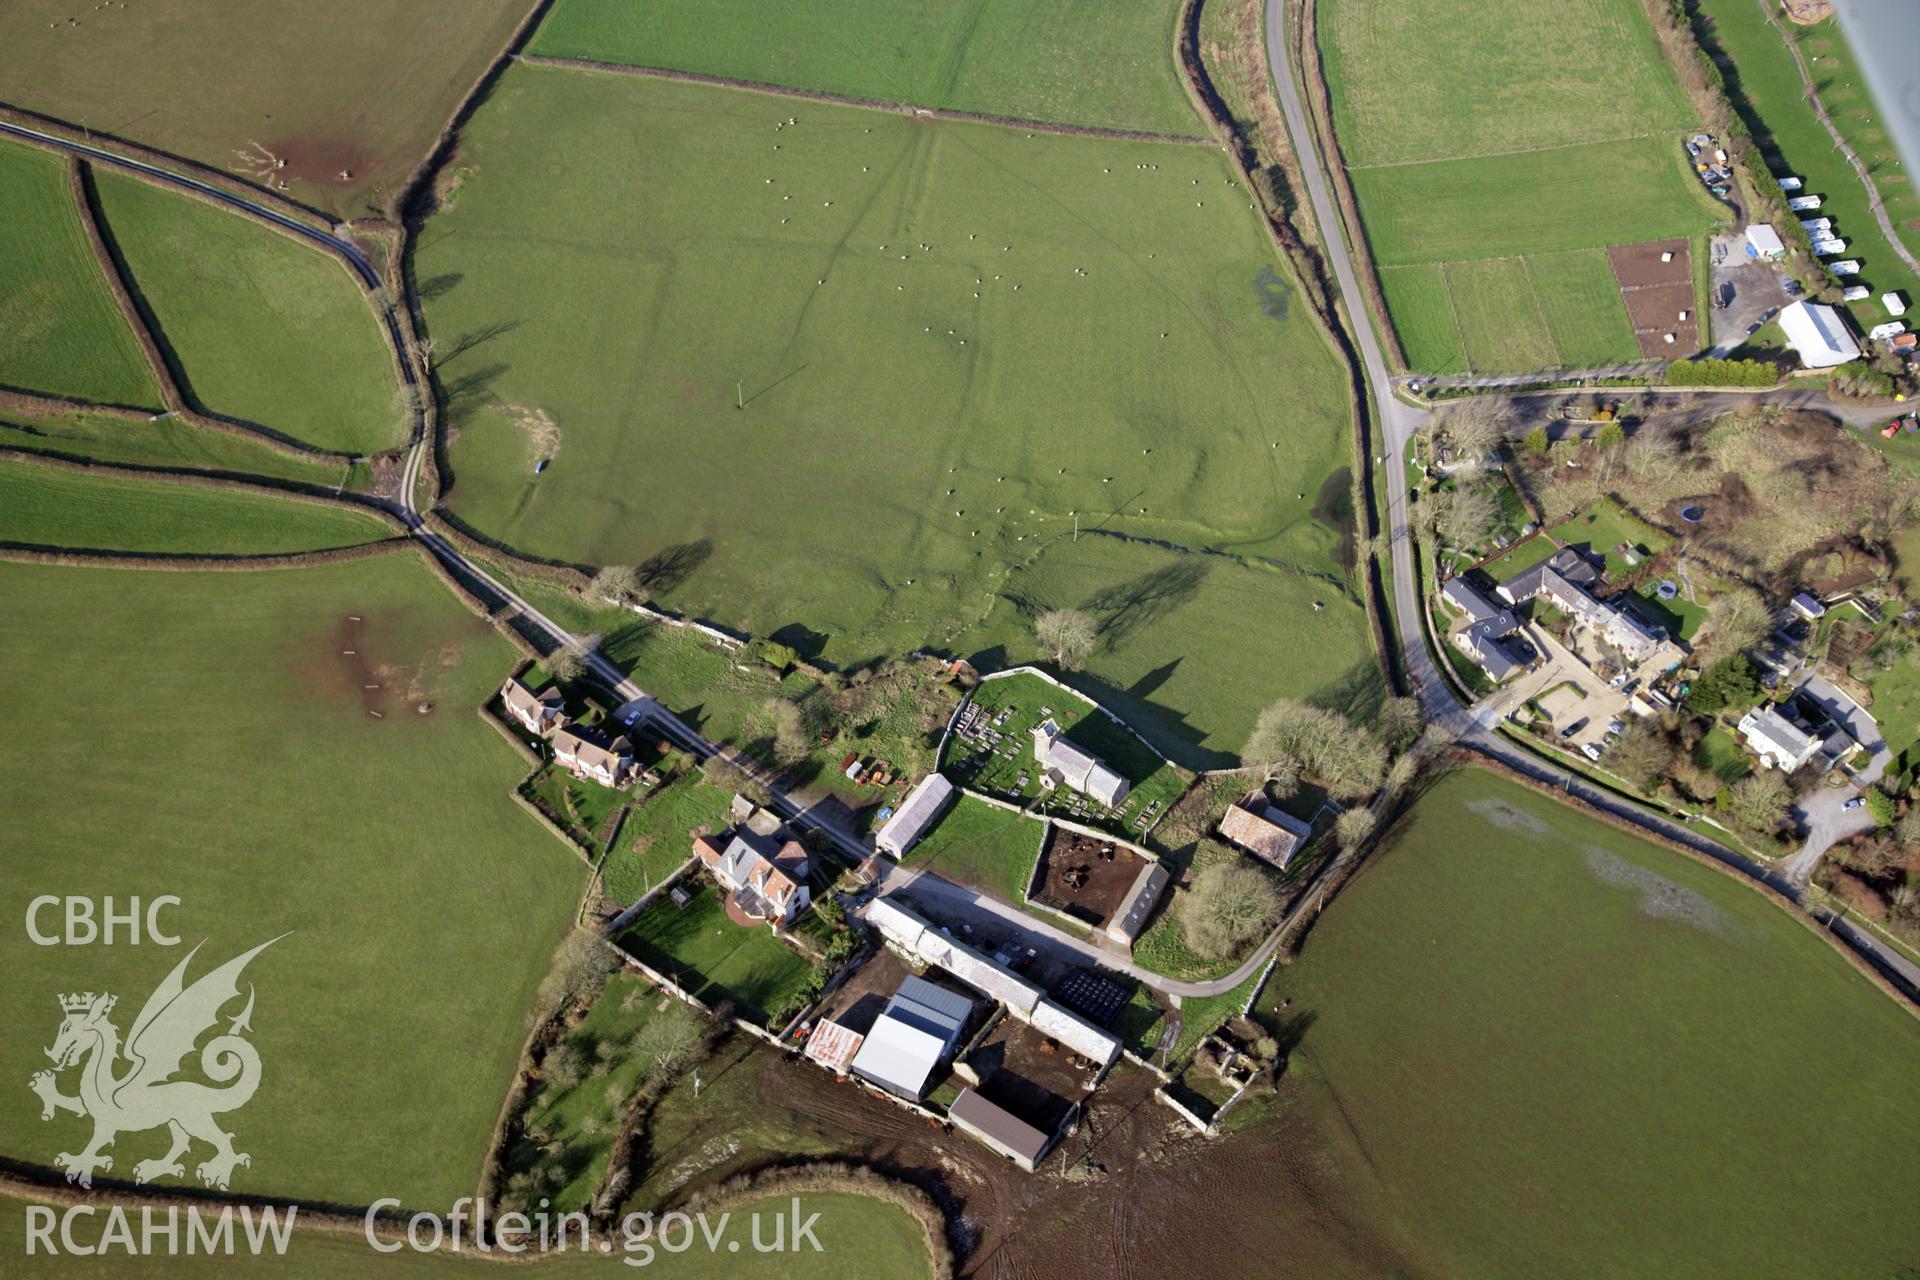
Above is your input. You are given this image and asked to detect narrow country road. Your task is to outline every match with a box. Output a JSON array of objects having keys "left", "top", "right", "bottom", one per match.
[
  {"left": 17, "top": 85, "right": 1918, "bottom": 1004},
  {"left": 1262, "top": 0, "right": 1920, "bottom": 1003}
]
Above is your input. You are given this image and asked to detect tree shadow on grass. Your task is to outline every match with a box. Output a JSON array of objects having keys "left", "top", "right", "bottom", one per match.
[
  {"left": 638, "top": 539, "right": 713, "bottom": 594},
  {"left": 1081, "top": 560, "right": 1211, "bottom": 653}
]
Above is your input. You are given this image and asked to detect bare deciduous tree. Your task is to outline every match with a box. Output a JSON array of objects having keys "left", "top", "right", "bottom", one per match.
[
  {"left": 548, "top": 633, "right": 602, "bottom": 683},
  {"left": 1245, "top": 699, "right": 1386, "bottom": 799},
  {"left": 1181, "top": 861, "right": 1283, "bottom": 958},
  {"left": 1334, "top": 806, "right": 1377, "bottom": 849},
  {"left": 1378, "top": 695, "right": 1424, "bottom": 752},
  {"left": 1440, "top": 398, "right": 1515, "bottom": 467},
  {"left": 1696, "top": 584, "right": 1770, "bottom": 665},
  {"left": 589, "top": 565, "right": 648, "bottom": 608},
  {"left": 1034, "top": 608, "right": 1098, "bottom": 670}
]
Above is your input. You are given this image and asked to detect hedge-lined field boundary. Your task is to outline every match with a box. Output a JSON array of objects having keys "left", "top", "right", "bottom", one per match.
[
  {"left": 0, "top": 537, "right": 412, "bottom": 572},
  {"left": 66, "top": 158, "right": 359, "bottom": 464},
  {"left": 0, "top": 446, "right": 406, "bottom": 531},
  {"left": 675, "top": 1162, "right": 955, "bottom": 1280}
]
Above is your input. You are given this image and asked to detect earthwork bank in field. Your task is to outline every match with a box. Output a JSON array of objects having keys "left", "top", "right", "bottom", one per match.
[
  {"left": 0, "top": 140, "right": 158, "bottom": 408},
  {"left": 530, "top": 0, "right": 1199, "bottom": 136},
  {"left": 91, "top": 169, "right": 404, "bottom": 455},
  {"left": 1263, "top": 767, "right": 1920, "bottom": 1278},
  {"left": 0, "top": 555, "right": 585, "bottom": 1207},
  {"left": 418, "top": 65, "right": 1370, "bottom": 763},
  {"left": 1318, "top": 0, "right": 1723, "bottom": 373},
  {"left": 0, "top": 0, "right": 532, "bottom": 217}
]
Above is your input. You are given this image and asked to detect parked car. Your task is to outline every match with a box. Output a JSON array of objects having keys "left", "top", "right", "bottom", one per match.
[
  {"left": 1561, "top": 718, "right": 1589, "bottom": 740},
  {"left": 1581, "top": 743, "right": 1604, "bottom": 761},
  {"left": 1843, "top": 796, "right": 1866, "bottom": 812},
  {"left": 1608, "top": 720, "right": 1625, "bottom": 735},
  {"left": 1610, "top": 672, "right": 1629, "bottom": 688}
]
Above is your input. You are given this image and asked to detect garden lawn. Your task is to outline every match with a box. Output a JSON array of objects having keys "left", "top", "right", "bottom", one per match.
[
  {"left": 1694, "top": 726, "right": 1752, "bottom": 783},
  {"left": 529, "top": 0, "right": 1198, "bottom": 136},
  {"left": 601, "top": 775, "right": 738, "bottom": 903},
  {"left": 0, "top": 1188, "right": 932, "bottom": 1279},
  {"left": 619, "top": 879, "right": 820, "bottom": 1025},
  {"left": 94, "top": 170, "right": 402, "bottom": 454},
  {"left": 900, "top": 793, "right": 1044, "bottom": 903},
  {"left": 418, "top": 66, "right": 1365, "bottom": 765},
  {"left": 0, "top": 555, "right": 585, "bottom": 1207},
  {"left": 1320, "top": 0, "right": 1721, "bottom": 372},
  {"left": 0, "top": 0, "right": 532, "bottom": 218},
  {"left": 0, "top": 402, "right": 354, "bottom": 487},
  {"left": 1691, "top": 1, "right": 1920, "bottom": 334},
  {"left": 1544, "top": 497, "right": 1670, "bottom": 572},
  {"left": 0, "top": 140, "right": 157, "bottom": 407},
  {"left": 0, "top": 457, "right": 392, "bottom": 553},
  {"left": 1258, "top": 767, "right": 1920, "bottom": 1279}
]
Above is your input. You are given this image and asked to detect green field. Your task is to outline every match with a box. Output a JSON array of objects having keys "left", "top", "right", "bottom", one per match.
[
  {"left": 1320, "top": 0, "right": 1720, "bottom": 372},
  {"left": 418, "top": 66, "right": 1365, "bottom": 764},
  {"left": 1691, "top": 1, "right": 1920, "bottom": 334},
  {"left": 0, "top": 0, "right": 532, "bottom": 218},
  {"left": 0, "top": 457, "right": 391, "bottom": 553},
  {"left": 0, "top": 402, "right": 358, "bottom": 487},
  {"left": 0, "top": 141, "right": 157, "bottom": 407},
  {"left": 620, "top": 878, "right": 821, "bottom": 1025},
  {"left": 0, "top": 556, "right": 585, "bottom": 1207},
  {"left": 0, "top": 1188, "right": 932, "bottom": 1278},
  {"left": 92, "top": 170, "right": 402, "bottom": 454},
  {"left": 601, "top": 774, "right": 738, "bottom": 903},
  {"left": 901, "top": 792, "right": 1043, "bottom": 903},
  {"left": 530, "top": 0, "right": 1198, "bottom": 136},
  {"left": 1259, "top": 767, "right": 1920, "bottom": 1278}
]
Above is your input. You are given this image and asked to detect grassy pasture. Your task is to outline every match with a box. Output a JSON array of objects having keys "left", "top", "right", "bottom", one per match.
[
  {"left": 418, "top": 67, "right": 1364, "bottom": 764},
  {"left": 1444, "top": 258, "right": 1558, "bottom": 374},
  {"left": 1320, "top": 0, "right": 1721, "bottom": 372},
  {"left": 901, "top": 793, "right": 1043, "bottom": 903},
  {"left": 0, "top": 556, "right": 585, "bottom": 1207},
  {"left": 1347, "top": 138, "right": 1714, "bottom": 267},
  {"left": 1318, "top": 0, "right": 1691, "bottom": 168},
  {"left": 0, "top": 1188, "right": 932, "bottom": 1278},
  {"left": 530, "top": 0, "right": 1197, "bottom": 136},
  {"left": 0, "top": 457, "right": 391, "bottom": 553},
  {"left": 1259, "top": 767, "right": 1920, "bottom": 1278},
  {"left": 0, "top": 0, "right": 531, "bottom": 218},
  {"left": 0, "top": 141, "right": 157, "bottom": 407},
  {"left": 93, "top": 171, "right": 403, "bottom": 455},
  {"left": 0, "top": 402, "right": 355, "bottom": 487},
  {"left": 1690, "top": 2, "right": 1920, "bottom": 334}
]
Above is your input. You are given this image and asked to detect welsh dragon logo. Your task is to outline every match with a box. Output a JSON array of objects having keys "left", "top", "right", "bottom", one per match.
[{"left": 29, "top": 936, "right": 285, "bottom": 1190}]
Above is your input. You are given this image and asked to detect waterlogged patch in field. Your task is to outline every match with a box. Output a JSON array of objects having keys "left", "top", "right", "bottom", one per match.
[
  {"left": 1264, "top": 768, "right": 1920, "bottom": 1278},
  {"left": 0, "top": 141, "right": 157, "bottom": 407},
  {"left": 0, "top": 458, "right": 392, "bottom": 554},
  {"left": 0, "top": 556, "right": 584, "bottom": 1207},
  {"left": 531, "top": 0, "right": 1197, "bottom": 136},
  {"left": 418, "top": 67, "right": 1361, "bottom": 762},
  {"left": 0, "top": 0, "right": 531, "bottom": 218},
  {"left": 93, "top": 170, "right": 403, "bottom": 455}
]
